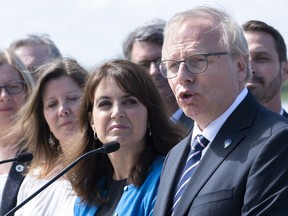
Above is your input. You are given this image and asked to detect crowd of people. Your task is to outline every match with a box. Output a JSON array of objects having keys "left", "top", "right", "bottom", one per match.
[{"left": 0, "top": 5, "right": 287, "bottom": 216}]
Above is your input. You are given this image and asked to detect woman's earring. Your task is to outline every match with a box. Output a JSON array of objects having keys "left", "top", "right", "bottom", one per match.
[
  {"left": 48, "top": 132, "right": 56, "bottom": 149},
  {"left": 91, "top": 125, "right": 98, "bottom": 140},
  {"left": 93, "top": 131, "right": 98, "bottom": 140},
  {"left": 147, "top": 127, "right": 152, "bottom": 136}
]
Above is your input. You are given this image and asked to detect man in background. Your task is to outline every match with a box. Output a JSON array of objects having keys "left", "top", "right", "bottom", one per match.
[
  {"left": 123, "top": 19, "right": 193, "bottom": 132},
  {"left": 242, "top": 20, "right": 288, "bottom": 116},
  {"left": 9, "top": 34, "right": 62, "bottom": 81}
]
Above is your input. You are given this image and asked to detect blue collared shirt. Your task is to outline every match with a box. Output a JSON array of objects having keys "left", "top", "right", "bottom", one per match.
[{"left": 74, "top": 156, "right": 164, "bottom": 216}]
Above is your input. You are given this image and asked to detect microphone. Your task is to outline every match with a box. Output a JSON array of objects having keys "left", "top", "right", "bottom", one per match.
[
  {"left": 5, "top": 141, "right": 120, "bottom": 216},
  {"left": 0, "top": 152, "right": 33, "bottom": 165}
]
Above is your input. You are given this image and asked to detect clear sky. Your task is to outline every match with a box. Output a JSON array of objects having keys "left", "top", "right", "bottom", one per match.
[{"left": 1, "top": 0, "right": 287, "bottom": 69}]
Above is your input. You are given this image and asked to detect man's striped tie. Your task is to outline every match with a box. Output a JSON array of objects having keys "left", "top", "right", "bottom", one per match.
[{"left": 171, "top": 134, "right": 209, "bottom": 215}]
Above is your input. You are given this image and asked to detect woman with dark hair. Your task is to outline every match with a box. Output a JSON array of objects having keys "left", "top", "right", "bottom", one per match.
[{"left": 66, "top": 59, "right": 184, "bottom": 215}]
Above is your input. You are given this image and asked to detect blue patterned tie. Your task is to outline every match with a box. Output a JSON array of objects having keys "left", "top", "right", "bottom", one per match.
[{"left": 171, "top": 134, "right": 209, "bottom": 215}]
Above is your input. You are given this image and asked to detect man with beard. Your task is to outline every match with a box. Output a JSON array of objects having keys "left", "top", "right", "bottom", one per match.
[
  {"left": 242, "top": 20, "right": 288, "bottom": 117},
  {"left": 122, "top": 19, "right": 193, "bottom": 132}
]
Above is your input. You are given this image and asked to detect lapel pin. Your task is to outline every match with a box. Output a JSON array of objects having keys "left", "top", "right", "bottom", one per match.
[{"left": 223, "top": 139, "right": 232, "bottom": 149}]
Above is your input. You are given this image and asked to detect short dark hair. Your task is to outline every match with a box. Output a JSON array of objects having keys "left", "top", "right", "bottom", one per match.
[
  {"left": 242, "top": 20, "right": 287, "bottom": 62},
  {"left": 122, "top": 19, "right": 166, "bottom": 60}
]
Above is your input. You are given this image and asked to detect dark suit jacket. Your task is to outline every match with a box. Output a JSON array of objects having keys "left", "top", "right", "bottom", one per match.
[
  {"left": 153, "top": 92, "right": 288, "bottom": 216},
  {"left": 283, "top": 109, "right": 288, "bottom": 118},
  {"left": 0, "top": 161, "right": 27, "bottom": 216},
  {"left": 178, "top": 111, "right": 194, "bottom": 134}
]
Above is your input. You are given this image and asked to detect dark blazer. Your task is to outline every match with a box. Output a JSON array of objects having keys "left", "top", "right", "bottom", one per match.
[
  {"left": 178, "top": 111, "right": 194, "bottom": 134},
  {"left": 153, "top": 92, "right": 288, "bottom": 216},
  {"left": 0, "top": 161, "right": 27, "bottom": 216},
  {"left": 283, "top": 109, "right": 288, "bottom": 118}
]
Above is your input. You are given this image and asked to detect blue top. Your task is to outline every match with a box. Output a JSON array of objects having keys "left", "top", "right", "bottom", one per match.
[{"left": 74, "top": 156, "right": 164, "bottom": 216}]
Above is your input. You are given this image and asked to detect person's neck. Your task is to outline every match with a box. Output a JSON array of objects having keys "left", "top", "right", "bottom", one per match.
[
  {"left": 109, "top": 150, "right": 139, "bottom": 181},
  {"left": 261, "top": 95, "right": 282, "bottom": 114}
]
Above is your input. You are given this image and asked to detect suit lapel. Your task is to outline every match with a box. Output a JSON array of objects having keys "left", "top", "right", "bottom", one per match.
[
  {"left": 282, "top": 109, "right": 288, "bottom": 118},
  {"left": 174, "top": 91, "right": 260, "bottom": 215},
  {"left": 174, "top": 128, "right": 244, "bottom": 215},
  {"left": 155, "top": 134, "right": 192, "bottom": 215}
]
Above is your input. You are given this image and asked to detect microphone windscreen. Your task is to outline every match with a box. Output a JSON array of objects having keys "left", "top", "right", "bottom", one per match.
[
  {"left": 104, "top": 141, "right": 120, "bottom": 153},
  {"left": 16, "top": 152, "right": 33, "bottom": 163}
]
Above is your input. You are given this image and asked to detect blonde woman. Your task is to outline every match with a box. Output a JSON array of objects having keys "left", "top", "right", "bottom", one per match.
[{"left": 0, "top": 49, "right": 34, "bottom": 215}]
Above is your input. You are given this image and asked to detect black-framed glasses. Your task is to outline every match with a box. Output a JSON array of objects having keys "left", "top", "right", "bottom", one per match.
[
  {"left": 0, "top": 80, "right": 26, "bottom": 95},
  {"left": 158, "top": 52, "right": 228, "bottom": 79},
  {"left": 138, "top": 57, "right": 162, "bottom": 69}
]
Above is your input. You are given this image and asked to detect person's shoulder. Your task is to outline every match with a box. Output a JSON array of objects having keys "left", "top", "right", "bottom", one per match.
[
  {"left": 143, "top": 156, "right": 165, "bottom": 184},
  {"left": 259, "top": 106, "right": 288, "bottom": 127},
  {"left": 74, "top": 197, "right": 97, "bottom": 216},
  {"left": 136, "top": 159, "right": 163, "bottom": 196},
  {"left": 151, "top": 156, "right": 164, "bottom": 168},
  {"left": 147, "top": 156, "right": 164, "bottom": 177}
]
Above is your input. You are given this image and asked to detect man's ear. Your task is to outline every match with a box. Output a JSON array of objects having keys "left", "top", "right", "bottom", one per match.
[
  {"left": 281, "top": 61, "right": 288, "bottom": 83},
  {"left": 236, "top": 55, "right": 248, "bottom": 82}
]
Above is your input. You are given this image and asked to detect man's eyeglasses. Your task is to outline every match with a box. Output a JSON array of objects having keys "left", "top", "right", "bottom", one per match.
[
  {"left": 138, "top": 57, "right": 162, "bottom": 69},
  {"left": 158, "top": 52, "right": 228, "bottom": 79},
  {"left": 0, "top": 80, "right": 26, "bottom": 95}
]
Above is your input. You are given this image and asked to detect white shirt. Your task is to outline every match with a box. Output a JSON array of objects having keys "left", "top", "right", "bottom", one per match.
[
  {"left": 15, "top": 169, "right": 76, "bottom": 216},
  {"left": 192, "top": 88, "right": 248, "bottom": 156},
  {"left": 0, "top": 174, "right": 8, "bottom": 209}
]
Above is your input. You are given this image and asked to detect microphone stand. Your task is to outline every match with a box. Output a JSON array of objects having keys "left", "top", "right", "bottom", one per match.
[
  {"left": 0, "top": 153, "right": 33, "bottom": 164},
  {"left": 0, "top": 158, "right": 16, "bottom": 164},
  {"left": 5, "top": 143, "right": 119, "bottom": 216}
]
